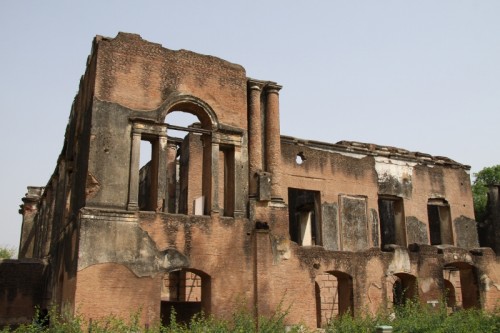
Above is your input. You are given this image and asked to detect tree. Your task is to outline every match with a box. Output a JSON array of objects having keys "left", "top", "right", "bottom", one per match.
[
  {"left": 472, "top": 165, "right": 500, "bottom": 222},
  {"left": 0, "top": 246, "right": 16, "bottom": 259}
]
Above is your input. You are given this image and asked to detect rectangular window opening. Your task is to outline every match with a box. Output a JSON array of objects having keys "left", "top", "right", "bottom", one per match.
[
  {"left": 288, "top": 188, "right": 321, "bottom": 246},
  {"left": 378, "top": 197, "right": 406, "bottom": 250},
  {"left": 428, "top": 199, "right": 453, "bottom": 245}
]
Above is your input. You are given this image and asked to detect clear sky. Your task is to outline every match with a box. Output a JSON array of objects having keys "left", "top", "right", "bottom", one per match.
[{"left": 1, "top": 1, "right": 499, "bottom": 249}]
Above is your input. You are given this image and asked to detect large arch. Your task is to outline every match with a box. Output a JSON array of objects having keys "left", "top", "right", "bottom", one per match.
[{"left": 159, "top": 94, "right": 219, "bottom": 130}]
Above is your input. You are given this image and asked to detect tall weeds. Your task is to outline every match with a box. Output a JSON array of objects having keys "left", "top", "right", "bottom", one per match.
[{"left": 1, "top": 302, "right": 498, "bottom": 332}]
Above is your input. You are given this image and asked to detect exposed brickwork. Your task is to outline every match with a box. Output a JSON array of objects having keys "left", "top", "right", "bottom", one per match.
[{"left": 4, "top": 33, "right": 499, "bottom": 330}]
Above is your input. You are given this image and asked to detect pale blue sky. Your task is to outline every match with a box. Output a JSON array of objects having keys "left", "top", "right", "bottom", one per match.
[{"left": 1, "top": 1, "right": 499, "bottom": 249}]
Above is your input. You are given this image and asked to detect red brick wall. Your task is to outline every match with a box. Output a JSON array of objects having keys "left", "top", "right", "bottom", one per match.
[{"left": 75, "top": 263, "right": 161, "bottom": 325}]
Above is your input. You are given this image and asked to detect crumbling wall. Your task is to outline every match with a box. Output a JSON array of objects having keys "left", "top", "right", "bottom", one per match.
[
  {"left": 10, "top": 33, "right": 497, "bottom": 330},
  {"left": 280, "top": 137, "right": 477, "bottom": 250}
]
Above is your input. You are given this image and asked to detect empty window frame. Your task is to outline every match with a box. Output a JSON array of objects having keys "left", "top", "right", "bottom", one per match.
[
  {"left": 378, "top": 197, "right": 406, "bottom": 249},
  {"left": 428, "top": 199, "right": 453, "bottom": 245},
  {"left": 288, "top": 188, "right": 321, "bottom": 246}
]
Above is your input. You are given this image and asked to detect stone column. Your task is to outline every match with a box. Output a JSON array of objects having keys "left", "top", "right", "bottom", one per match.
[
  {"left": 166, "top": 142, "right": 178, "bottom": 213},
  {"left": 156, "top": 134, "right": 168, "bottom": 212},
  {"left": 264, "top": 83, "right": 283, "bottom": 200},
  {"left": 127, "top": 130, "right": 141, "bottom": 210},
  {"left": 210, "top": 139, "right": 220, "bottom": 214},
  {"left": 248, "top": 80, "right": 263, "bottom": 196},
  {"left": 201, "top": 133, "right": 220, "bottom": 215}
]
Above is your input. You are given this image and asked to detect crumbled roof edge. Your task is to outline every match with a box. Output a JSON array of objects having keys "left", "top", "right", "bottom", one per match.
[
  {"left": 95, "top": 32, "right": 245, "bottom": 72},
  {"left": 281, "top": 135, "right": 470, "bottom": 170}
]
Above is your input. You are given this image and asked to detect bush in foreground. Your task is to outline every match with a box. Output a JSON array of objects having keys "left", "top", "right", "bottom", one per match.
[
  {"left": 1, "top": 301, "right": 499, "bottom": 332},
  {"left": 326, "top": 301, "right": 499, "bottom": 333}
]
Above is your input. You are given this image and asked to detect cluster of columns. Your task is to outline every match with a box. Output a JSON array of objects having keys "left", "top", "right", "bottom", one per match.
[
  {"left": 127, "top": 119, "right": 245, "bottom": 216},
  {"left": 248, "top": 79, "right": 283, "bottom": 201}
]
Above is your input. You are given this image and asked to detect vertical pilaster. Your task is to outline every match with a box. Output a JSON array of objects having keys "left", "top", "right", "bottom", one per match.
[
  {"left": 127, "top": 130, "right": 141, "bottom": 210},
  {"left": 254, "top": 229, "right": 273, "bottom": 325},
  {"left": 265, "top": 83, "right": 283, "bottom": 200},
  {"left": 248, "top": 80, "right": 263, "bottom": 196}
]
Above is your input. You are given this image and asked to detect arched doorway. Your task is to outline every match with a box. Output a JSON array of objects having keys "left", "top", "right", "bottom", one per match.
[
  {"left": 443, "top": 263, "right": 479, "bottom": 309},
  {"left": 391, "top": 273, "right": 417, "bottom": 306},
  {"left": 160, "top": 269, "right": 211, "bottom": 326},
  {"left": 315, "top": 271, "right": 353, "bottom": 328}
]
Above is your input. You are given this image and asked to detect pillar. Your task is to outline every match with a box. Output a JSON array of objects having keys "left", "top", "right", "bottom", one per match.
[
  {"left": 264, "top": 83, "right": 283, "bottom": 200},
  {"left": 166, "top": 142, "right": 178, "bottom": 213},
  {"left": 248, "top": 80, "right": 263, "bottom": 196},
  {"left": 202, "top": 133, "right": 220, "bottom": 215},
  {"left": 127, "top": 130, "right": 141, "bottom": 210},
  {"left": 156, "top": 135, "right": 168, "bottom": 212}
]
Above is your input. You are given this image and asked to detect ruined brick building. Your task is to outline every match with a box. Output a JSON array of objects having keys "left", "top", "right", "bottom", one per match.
[{"left": 2, "top": 33, "right": 499, "bottom": 328}]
